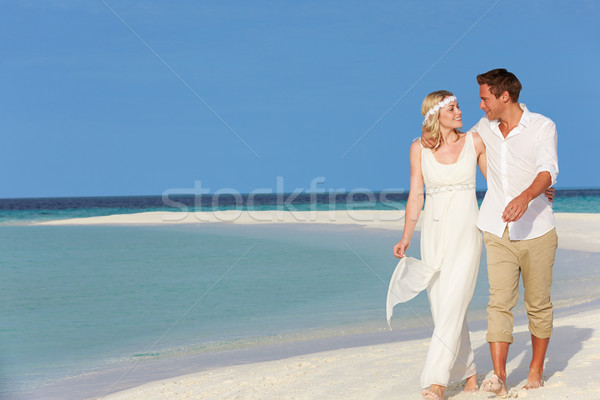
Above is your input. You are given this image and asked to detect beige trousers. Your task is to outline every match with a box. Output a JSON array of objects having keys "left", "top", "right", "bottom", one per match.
[{"left": 484, "top": 227, "right": 558, "bottom": 343}]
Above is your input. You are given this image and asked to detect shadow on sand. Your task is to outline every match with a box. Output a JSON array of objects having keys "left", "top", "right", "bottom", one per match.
[
  {"left": 470, "top": 325, "right": 593, "bottom": 389},
  {"left": 444, "top": 324, "right": 592, "bottom": 397}
]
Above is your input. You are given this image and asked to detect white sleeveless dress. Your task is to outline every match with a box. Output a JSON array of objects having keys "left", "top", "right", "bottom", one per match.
[{"left": 387, "top": 132, "right": 482, "bottom": 388}]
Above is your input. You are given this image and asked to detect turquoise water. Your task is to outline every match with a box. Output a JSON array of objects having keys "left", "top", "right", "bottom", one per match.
[
  {"left": 0, "top": 224, "right": 424, "bottom": 398},
  {"left": 1, "top": 193, "right": 599, "bottom": 399}
]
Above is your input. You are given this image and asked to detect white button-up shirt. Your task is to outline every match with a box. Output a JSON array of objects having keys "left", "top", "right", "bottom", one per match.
[{"left": 471, "top": 104, "right": 558, "bottom": 240}]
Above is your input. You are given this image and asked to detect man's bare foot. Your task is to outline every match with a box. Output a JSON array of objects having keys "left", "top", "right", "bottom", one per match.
[
  {"left": 481, "top": 374, "right": 507, "bottom": 396},
  {"left": 421, "top": 384, "right": 444, "bottom": 399},
  {"left": 522, "top": 369, "right": 543, "bottom": 390},
  {"left": 462, "top": 374, "right": 478, "bottom": 393}
]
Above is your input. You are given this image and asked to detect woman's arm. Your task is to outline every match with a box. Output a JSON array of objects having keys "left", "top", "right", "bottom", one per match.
[
  {"left": 472, "top": 131, "right": 487, "bottom": 180},
  {"left": 394, "top": 140, "right": 424, "bottom": 258}
]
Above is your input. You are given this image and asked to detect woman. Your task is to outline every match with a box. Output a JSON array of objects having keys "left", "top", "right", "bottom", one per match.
[{"left": 389, "top": 90, "right": 485, "bottom": 400}]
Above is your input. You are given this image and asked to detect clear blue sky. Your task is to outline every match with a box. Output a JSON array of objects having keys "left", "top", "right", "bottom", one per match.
[{"left": 1, "top": 1, "right": 598, "bottom": 198}]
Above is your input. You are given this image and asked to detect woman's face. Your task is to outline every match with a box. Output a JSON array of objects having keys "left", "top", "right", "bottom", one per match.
[{"left": 438, "top": 98, "right": 462, "bottom": 130}]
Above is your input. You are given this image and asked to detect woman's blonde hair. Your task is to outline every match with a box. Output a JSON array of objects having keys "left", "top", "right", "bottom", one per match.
[{"left": 421, "top": 90, "right": 458, "bottom": 148}]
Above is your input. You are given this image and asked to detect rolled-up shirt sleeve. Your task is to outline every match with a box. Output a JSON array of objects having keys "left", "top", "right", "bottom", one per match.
[{"left": 535, "top": 120, "right": 559, "bottom": 185}]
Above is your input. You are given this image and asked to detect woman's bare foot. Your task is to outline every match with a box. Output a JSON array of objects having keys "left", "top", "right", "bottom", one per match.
[
  {"left": 462, "top": 374, "right": 478, "bottom": 392},
  {"left": 481, "top": 374, "right": 507, "bottom": 396},
  {"left": 522, "top": 369, "right": 543, "bottom": 390},
  {"left": 422, "top": 384, "right": 445, "bottom": 399}
]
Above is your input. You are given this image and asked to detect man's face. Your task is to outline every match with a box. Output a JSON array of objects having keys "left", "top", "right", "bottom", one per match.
[{"left": 479, "top": 84, "right": 504, "bottom": 120}]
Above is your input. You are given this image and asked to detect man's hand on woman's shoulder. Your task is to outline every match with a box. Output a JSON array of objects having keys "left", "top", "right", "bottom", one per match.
[{"left": 420, "top": 131, "right": 436, "bottom": 149}]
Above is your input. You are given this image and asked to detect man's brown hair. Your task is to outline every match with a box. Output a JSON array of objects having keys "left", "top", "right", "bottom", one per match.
[{"left": 477, "top": 68, "right": 522, "bottom": 102}]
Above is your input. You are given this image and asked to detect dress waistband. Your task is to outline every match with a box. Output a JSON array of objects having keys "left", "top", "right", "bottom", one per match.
[
  {"left": 426, "top": 182, "right": 476, "bottom": 195},
  {"left": 426, "top": 182, "right": 475, "bottom": 221}
]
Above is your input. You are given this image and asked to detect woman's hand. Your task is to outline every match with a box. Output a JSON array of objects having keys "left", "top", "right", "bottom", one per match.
[
  {"left": 393, "top": 238, "right": 411, "bottom": 258},
  {"left": 544, "top": 187, "right": 555, "bottom": 202}
]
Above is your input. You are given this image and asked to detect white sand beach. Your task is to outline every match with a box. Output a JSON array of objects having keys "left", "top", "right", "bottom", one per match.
[
  {"left": 102, "top": 307, "right": 600, "bottom": 400},
  {"left": 40, "top": 211, "right": 600, "bottom": 399},
  {"left": 39, "top": 211, "right": 600, "bottom": 252}
]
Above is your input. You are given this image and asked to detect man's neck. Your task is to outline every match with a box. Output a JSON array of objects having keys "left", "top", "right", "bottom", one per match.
[{"left": 498, "top": 103, "right": 524, "bottom": 138}]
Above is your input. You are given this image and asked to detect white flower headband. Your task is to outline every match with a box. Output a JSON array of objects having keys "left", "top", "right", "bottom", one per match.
[{"left": 422, "top": 95, "right": 457, "bottom": 125}]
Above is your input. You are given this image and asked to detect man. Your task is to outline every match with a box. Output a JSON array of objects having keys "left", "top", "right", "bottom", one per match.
[{"left": 473, "top": 68, "right": 559, "bottom": 395}]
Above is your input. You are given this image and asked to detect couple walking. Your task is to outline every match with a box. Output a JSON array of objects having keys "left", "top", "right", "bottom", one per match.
[{"left": 387, "top": 68, "right": 559, "bottom": 399}]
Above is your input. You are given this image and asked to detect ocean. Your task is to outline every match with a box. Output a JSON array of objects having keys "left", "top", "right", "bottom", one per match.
[{"left": 1, "top": 190, "right": 599, "bottom": 400}]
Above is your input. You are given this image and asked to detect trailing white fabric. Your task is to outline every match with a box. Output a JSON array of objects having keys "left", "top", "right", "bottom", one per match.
[{"left": 386, "top": 256, "right": 440, "bottom": 329}]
